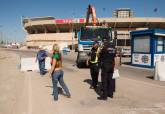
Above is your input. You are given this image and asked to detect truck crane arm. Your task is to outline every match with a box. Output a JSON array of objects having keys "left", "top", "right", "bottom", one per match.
[{"left": 86, "top": 4, "right": 97, "bottom": 26}]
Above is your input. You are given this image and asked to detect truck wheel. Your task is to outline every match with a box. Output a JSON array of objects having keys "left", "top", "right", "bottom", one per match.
[
  {"left": 77, "top": 61, "right": 82, "bottom": 68},
  {"left": 76, "top": 54, "right": 81, "bottom": 68},
  {"left": 77, "top": 63, "right": 81, "bottom": 68}
]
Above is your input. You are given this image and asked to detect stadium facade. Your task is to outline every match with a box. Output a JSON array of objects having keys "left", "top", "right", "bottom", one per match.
[{"left": 22, "top": 9, "right": 165, "bottom": 49}]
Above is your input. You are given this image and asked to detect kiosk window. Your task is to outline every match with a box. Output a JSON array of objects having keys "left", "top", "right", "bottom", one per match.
[
  {"left": 134, "top": 36, "right": 150, "bottom": 53},
  {"left": 156, "top": 38, "right": 164, "bottom": 52}
]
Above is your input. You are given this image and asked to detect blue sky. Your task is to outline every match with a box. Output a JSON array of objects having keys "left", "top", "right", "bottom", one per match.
[{"left": 0, "top": 0, "right": 165, "bottom": 42}]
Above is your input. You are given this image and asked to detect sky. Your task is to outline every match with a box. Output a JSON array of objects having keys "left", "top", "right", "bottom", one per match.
[{"left": 0, "top": 0, "right": 165, "bottom": 43}]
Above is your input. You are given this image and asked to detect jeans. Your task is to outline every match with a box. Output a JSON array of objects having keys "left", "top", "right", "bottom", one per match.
[
  {"left": 52, "top": 70, "right": 70, "bottom": 100},
  {"left": 38, "top": 60, "right": 46, "bottom": 75}
]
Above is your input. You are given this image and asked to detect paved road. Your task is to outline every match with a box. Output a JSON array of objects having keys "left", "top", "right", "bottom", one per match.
[{"left": 0, "top": 48, "right": 165, "bottom": 114}]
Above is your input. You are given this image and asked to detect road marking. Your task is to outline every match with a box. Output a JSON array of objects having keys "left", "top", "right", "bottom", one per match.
[
  {"left": 28, "top": 74, "right": 32, "bottom": 114},
  {"left": 122, "top": 77, "right": 165, "bottom": 89}
]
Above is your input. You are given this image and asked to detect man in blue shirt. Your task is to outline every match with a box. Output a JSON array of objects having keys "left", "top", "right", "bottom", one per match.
[{"left": 36, "top": 45, "right": 48, "bottom": 75}]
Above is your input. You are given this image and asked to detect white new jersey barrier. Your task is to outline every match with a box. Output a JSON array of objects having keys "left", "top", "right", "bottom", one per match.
[
  {"left": 21, "top": 57, "right": 51, "bottom": 71},
  {"left": 154, "top": 62, "right": 165, "bottom": 81}
]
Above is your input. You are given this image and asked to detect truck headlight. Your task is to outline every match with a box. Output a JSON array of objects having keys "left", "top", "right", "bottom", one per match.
[{"left": 78, "top": 44, "right": 83, "bottom": 51}]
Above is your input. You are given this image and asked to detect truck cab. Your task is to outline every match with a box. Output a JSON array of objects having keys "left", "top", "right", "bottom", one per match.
[{"left": 76, "top": 26, "right": 112, "bottom": 67}]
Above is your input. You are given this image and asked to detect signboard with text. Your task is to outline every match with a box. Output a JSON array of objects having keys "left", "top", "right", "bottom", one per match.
[
  {"left": 132, "top": 54, "right": 151, "bottom": 66},
  {"left": 55, "top": 18, "right": 85, "bottom": 24},
  {"left": 55, "top": 19, "right": 73, "bottom": 24}
]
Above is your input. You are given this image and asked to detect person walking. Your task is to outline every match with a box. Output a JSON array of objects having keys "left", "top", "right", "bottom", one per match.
[
  {"left": 97, "top": 39, "right": 116, "bottom": 100},
  {"left": 49, "top": 44, "right": 71, "bottom": 101},
  {"left": 36, "top": 45, "right": 48, "bottom": 76},
  {"left": 87, "top": 41, "right": 100, "bottom": 90}
]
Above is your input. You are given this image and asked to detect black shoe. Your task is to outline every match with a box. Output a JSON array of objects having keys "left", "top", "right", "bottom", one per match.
[
  {"left": 94, "top": 86, "right": 97, "bottom": 90},
  {"left": 94, "top": 87, "right": 97, "bottom": 91},
  {"left": 65, "top": 94, "right": 71, "bottom": 98},
  {"left": 90, "top": 85, "right": 97, "bottom": 89},
  {"left": 97, "top": 96, "right": 107, "bottom": 100},
  {"left": 108, "top": 95, "right": 113, "bottom": 98},
  {"left": 54, "top": 96, "right": 58, "bottom": 101},
  {"left": 90, "top": 86, "right": 94, "bottom": 89},
  {"left": 40, "top": 73, "right": 44, "bottom": 76},
  {"left": 108, "top": 94, "right": 113, "bottom": 98}
]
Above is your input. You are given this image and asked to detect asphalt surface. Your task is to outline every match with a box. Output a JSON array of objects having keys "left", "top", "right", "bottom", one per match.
[
  {"left": 0, "top": 48, "right": 165, "bottom": 114},
  {"left": 5, "top": 48, "right": 165, "bottom": 87}
]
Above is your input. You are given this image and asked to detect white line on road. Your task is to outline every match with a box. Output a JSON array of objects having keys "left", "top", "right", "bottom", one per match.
[{"left": 28, "top": 74, "right": 32, "bottom": 114}]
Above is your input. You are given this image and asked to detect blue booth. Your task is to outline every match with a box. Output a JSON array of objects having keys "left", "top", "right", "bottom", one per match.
[{"left": 130, "top": 29, "right": 165, "bottom": 68}]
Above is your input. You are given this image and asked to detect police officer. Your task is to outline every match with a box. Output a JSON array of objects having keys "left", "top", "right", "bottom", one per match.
[
  {"left": 97, "top": 39, "right": 116, "bottom": 100},
  {"left": 87, "top": 41, "right": 100, "bottom": 90}
]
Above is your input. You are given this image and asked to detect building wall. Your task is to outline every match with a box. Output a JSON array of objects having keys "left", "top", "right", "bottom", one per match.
[
  {"left": 26, "top": 33, "right": 77, "bottom": 48},
  {"left": 23, "top": 17, "right": 165, "bottom": 48}
]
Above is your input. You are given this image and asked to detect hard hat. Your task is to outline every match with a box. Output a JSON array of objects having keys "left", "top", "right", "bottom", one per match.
[{"left": 38, "top": 45, "right": 43, "bottom": 49}]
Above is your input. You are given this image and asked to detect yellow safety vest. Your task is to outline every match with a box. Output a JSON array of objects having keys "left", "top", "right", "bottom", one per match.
[{"left": 90, "top": 47, "right": 100, "bottom": 64}]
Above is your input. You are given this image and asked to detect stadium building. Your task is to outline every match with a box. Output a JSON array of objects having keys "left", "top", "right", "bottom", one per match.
[{"left": 22, "top": 8, "right": 165, "bottom": 49}]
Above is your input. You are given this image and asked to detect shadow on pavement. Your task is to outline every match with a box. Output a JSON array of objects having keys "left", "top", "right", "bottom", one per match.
[
  {"left": 83, "top": 79, "right": 103, "bottom": 96},
  {"left": 77, "top": 65, "right": 89, "bottom": 69},
  {"left": 146, "top": 75, "right": 154, "bottom": 80},
  {"left": 45, "top": 85, "right": 53, "bottom": 88},
  {"left": 45, "top": 86, "right": 65, "bottom": 96},
  {"left": 83, "top": 79, "right": 92, "bottom": 85},
  {"left": 121, "top": 62, "right": 131, "bottom": 65}
]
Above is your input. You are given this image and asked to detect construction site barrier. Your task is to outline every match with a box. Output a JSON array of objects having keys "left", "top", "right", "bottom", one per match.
[
  {"left": 20, "top": 57, "right": 51, "bottom": 71},
  {"left": 154, "top": 62, "right": 165, "bottom": 81}
]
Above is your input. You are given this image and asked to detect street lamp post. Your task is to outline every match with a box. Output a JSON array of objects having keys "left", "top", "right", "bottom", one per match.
[
  {"left": 0, "top": 31, "right": 2, "bottom": 43},
  {"left": 13, "top": 30, "right": 17, "bottom": 43},
  {"left": 124, "top": 33, "right": 127, "bottom": 48},
  {"left": 72, "top": 27, "right": 74, "bottom": 50},
  {"left": 72, "top": 12, "right": 75, "bottom": 50}
]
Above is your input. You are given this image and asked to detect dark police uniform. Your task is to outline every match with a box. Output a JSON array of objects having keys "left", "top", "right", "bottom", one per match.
[
  {"left": 98, "top": 41, "right": 116, "bottom": 100},
  {"left": 89, "top": 45, "right": 100, "bottom": 89}
]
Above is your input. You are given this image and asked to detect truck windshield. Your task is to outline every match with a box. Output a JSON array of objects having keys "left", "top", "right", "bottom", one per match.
[{"left": 80, "top": 27, "right": 111, "bottom": 41}]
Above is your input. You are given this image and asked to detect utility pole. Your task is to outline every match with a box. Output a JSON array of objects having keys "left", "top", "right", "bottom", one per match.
[
  {"left": 13, "top": 30, "right": 17, "bottom": 43},
  {"left": 0, "top": 25, "right": 3, "bottom": 44},
  {"left": 114, "top": 30, "right": 117, "bottom": 47}
]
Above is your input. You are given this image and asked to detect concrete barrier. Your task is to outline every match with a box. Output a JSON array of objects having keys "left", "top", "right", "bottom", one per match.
[
  {"left": 21, "top": 57, "right": 51, "bottom": 71},
  {"left": 154, "top": 62, "right": 165, "bottom": 81}
]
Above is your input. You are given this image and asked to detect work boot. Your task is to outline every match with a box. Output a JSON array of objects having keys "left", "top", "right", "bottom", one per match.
[
  {"left": 90, "top": 85, "right": 97, "bottom": 89},
  {"left": 108, "top": 93, "right": 114, "bottom": 98},
  {"left": 108, "top": 95, "right": 113, "bottom": 98},
  {"left": 97, "top": 96, "right": 107, "bottom": 100},
  {"left": 65, "top": 94, "right": 71, "bottom": 98},
  {"left": 54, "top": 96, "right": 58, "bottom": 101},
  {"left": 90, "top": 85, "right": 94, "bottom": 89}
]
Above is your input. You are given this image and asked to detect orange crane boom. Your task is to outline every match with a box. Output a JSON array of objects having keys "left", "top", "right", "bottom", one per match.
[{"left": 86, "top": 4, "right": 97, "bottom": 26}]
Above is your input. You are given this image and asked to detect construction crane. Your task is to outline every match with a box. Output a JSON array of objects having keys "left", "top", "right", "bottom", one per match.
[{"left": 86, "top": 4, "right": 97, "bottom": 26}]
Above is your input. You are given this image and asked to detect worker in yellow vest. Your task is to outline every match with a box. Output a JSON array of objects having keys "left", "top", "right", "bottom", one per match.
[{"left": 87, "top": 41, "right": 101, "bottom": 90}]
